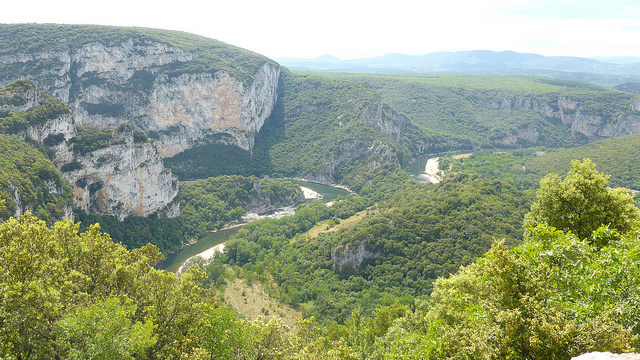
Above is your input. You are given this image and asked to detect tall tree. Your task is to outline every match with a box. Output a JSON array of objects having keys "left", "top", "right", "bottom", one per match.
[{"left": 524, "top": 158, "right": 640, "bottom": 240}]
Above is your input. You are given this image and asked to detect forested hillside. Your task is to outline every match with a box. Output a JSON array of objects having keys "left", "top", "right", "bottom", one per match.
[
  {"left": 441, "top": 132, "right": 640, "bottom": 193},
  {"left": 326, "top": 73, "right": 640, "bottom": 148},
  {"left": 77, "top": 175, "right": 303, "bottom": 254},
  {"left": 4, "top": 24, "right": 640, "bottom": 360},
  {"left": 0, "top": 80, "right": 73, "bottom": 222},
  {"left": 525, "top": 133, "right": 640, "bottom": 190},
  {"left": 165, "top": 70, "right": 451, "bottom": 182},
  {"left": 4, "top": 161, "right": 640, "bottom": 359},
  {"left": 192, "top": 170, "right": 530, "bottom": 323}
]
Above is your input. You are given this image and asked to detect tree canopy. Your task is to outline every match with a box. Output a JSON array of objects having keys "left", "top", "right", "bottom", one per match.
[{"left": 524, "top": 158, "right": 640, "bottom": 239}]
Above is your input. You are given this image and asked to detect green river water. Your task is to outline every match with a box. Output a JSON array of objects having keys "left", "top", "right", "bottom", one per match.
[{"left": 161, "top": 180, "right": 349, "bottom": 273}]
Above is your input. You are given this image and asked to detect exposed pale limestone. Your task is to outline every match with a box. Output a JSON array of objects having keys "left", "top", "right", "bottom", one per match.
[
  {"left": 332, "top": 241, "right": 379, "bottom": 271},
  {"left": 0, "top": 40, "right": 280, "bottom": 159},
  {"left": 0, "top": 87, "right": 41, "bottom": 112},
  {"left": 62, "top": 131, "right": 179, "bottom": 221},
  {"left": 71, "top": 39, "right": 192, "bottom": 81},
  {"left": 149, "top": 63, "right": 280, "bottom": 157},
  {"left": 0, "top": 37, "right": 281, "bottom": 220},
  {"left": 8, "top": 183, "right": 30, "bottom": 218},
  {"left": 484, "top": 93, "right": 640, "bottom": 146},
  {"left": 17, "top": 113, "right": 76, "bottom": 143}
]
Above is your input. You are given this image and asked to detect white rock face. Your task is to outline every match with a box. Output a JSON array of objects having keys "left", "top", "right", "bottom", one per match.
[
  {"left": 148, "top": 63, "right": 280, "bottom": 157},
  {"left": 332, "top": 241, "right": 379, "bottom": 271},
  {"left": 0, "top": 39, "right": 280, "bottom": 159},
  {"left": 0, "top": 36, "right": 281, "bottom": 220},
  {"left": 63, "top": 132, "right": 179, "bottom": 221},
  {"left": 486, "top": 94, "right": 640, "bottom": 145},
  {"left": 17, "top": 113, "right": 76, "bottom": 143},
  {"left": 72, "top": 40, "right": 192, "bottom": 82}
]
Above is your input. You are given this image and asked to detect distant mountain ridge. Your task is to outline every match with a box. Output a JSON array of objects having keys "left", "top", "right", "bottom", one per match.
[{"left": 277, "top": 50, "right": 640, "bottom": 87}]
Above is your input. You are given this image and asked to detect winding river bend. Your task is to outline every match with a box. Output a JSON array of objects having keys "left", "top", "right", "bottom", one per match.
[{"left": 161, "top": 180, "right": 349, "bottom": 273}]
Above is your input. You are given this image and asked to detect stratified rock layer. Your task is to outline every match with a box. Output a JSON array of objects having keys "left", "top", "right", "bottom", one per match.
[
  {"left": 0, "top": 33, "right": 280, "bottom": 159},
  {"left": 64, "top": 131, "right": 179, "bottom": 221}
]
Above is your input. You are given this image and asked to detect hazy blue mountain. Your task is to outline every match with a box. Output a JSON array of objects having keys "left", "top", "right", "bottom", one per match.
[
  {"left": 590, "top": 56, "right": 640, "bottom": 64},
  {"left": 277, "top": 50, "right": 640, "bottom": 87}
]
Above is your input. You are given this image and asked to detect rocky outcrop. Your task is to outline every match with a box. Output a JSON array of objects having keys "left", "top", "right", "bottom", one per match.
[
  {"left": 0, "top": 85, "right": 41, "bottom": 112},
  {"left": 332, "top": 241, "right": 379, "bottom": 271},
  {"left": 62, "top": 129, "right": 179, "bottom": 221},
  {"left": 0, "top": 36, "right": 280, "bottom": 159},
  {"left": 0, "top": 25, "right": 282, "bottom": 221},
  {"left": 148, "top": 63, "right": 280, "bottom": 157},
  {"left": 2, "top": 79, "right": 179, "bottom": 221},
  {"left": 303, "top": 99, "right": 452, "bottom": 183},
  {"left": 17, "top": 113, "right": 76, "bottom": 144},
  {"left": 360, "top": 101, "right": 433, "bottom": 153},
  {"left": 484, "top": 93, "right": 640, "bottom": 146},
  {"left": 245, "top": 180, "right": 305, "bottom": 214}
]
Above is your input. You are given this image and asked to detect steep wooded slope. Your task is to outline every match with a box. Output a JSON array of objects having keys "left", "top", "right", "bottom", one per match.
[{"left": 327, "top": 73, "right": 640, "bottom": 148}]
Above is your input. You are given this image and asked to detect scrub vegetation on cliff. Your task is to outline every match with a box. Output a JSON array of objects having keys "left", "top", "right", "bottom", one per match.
[
  {"left": 0, "top": 134, "right": 72, "bottom": 222},
  {"left": 0, "top": 80, "right": 70, "bottom": 134}
]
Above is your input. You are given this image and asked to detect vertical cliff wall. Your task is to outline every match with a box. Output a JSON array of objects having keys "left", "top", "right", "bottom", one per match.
[
  {"left": 0, "top": 25, "right": 281, "bottom": 159},
  {"left": 64, "top": 130, "right": 179, "bottom": 221},
  {"left": 0, "top": 79, "right": 180, "bottom": 221}
]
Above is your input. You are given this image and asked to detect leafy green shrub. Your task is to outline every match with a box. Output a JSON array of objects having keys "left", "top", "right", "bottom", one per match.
[
  {"left": 0, "top": 80, "right": 71, "bottom": 134},
  {"left": 70, "top": 126, "right": 125, "bottom": 155}
]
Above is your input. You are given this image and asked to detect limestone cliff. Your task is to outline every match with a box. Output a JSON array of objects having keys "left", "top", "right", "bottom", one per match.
[
  {"left": 148, "top": 64, "right": 279, "bottom": 157},
  {"left": 245, "top": 179, "right": 305, "bottom": 214},
  {"left": 483, "top": 93, "right": 640, "bottom": 147},
  {"left": 0, "top": 81, "right": 75, "bottom": 221},
  {"left": 331, "top": 241, "right": 379, "bottom": 271},
  {"left": 62, "top": 128, "right": 179, "bottom": 221},
  {"left": 1, "top": 79, "right": 179, "bottom": 221},
  {"left": 0, "top": 25, "right": 281, "bottom": 159}
]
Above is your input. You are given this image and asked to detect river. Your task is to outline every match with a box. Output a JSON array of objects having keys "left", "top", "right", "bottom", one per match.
[
  {"left": 409, "top": 157, "right": 443, "bottom": 184},
  {"left": 160, "top": 180, "right": 350, "bottom": 273}
]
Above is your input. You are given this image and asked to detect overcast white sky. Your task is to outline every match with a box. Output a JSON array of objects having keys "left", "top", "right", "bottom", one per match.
[{"left": 2, "top": 0, "right": 640, "bottom": 60}]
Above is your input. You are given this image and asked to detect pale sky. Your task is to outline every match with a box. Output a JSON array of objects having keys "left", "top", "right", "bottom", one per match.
[{"left": 2, "top": 0, "right": 640, "bottom": 60}]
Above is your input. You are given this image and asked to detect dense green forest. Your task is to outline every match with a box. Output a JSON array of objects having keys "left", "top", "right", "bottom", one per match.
[
  {"left": 210, "top": 171, "right": 530, "bottom": 323},
  {"left": 525, "top": 133, "right": 640, "bottom": 190},
  {"left": 441, "top": 131, "right": 640, "bottom": 193},
  {"left": 4, "top": 161, "right": 640, "bottom": 359}
]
